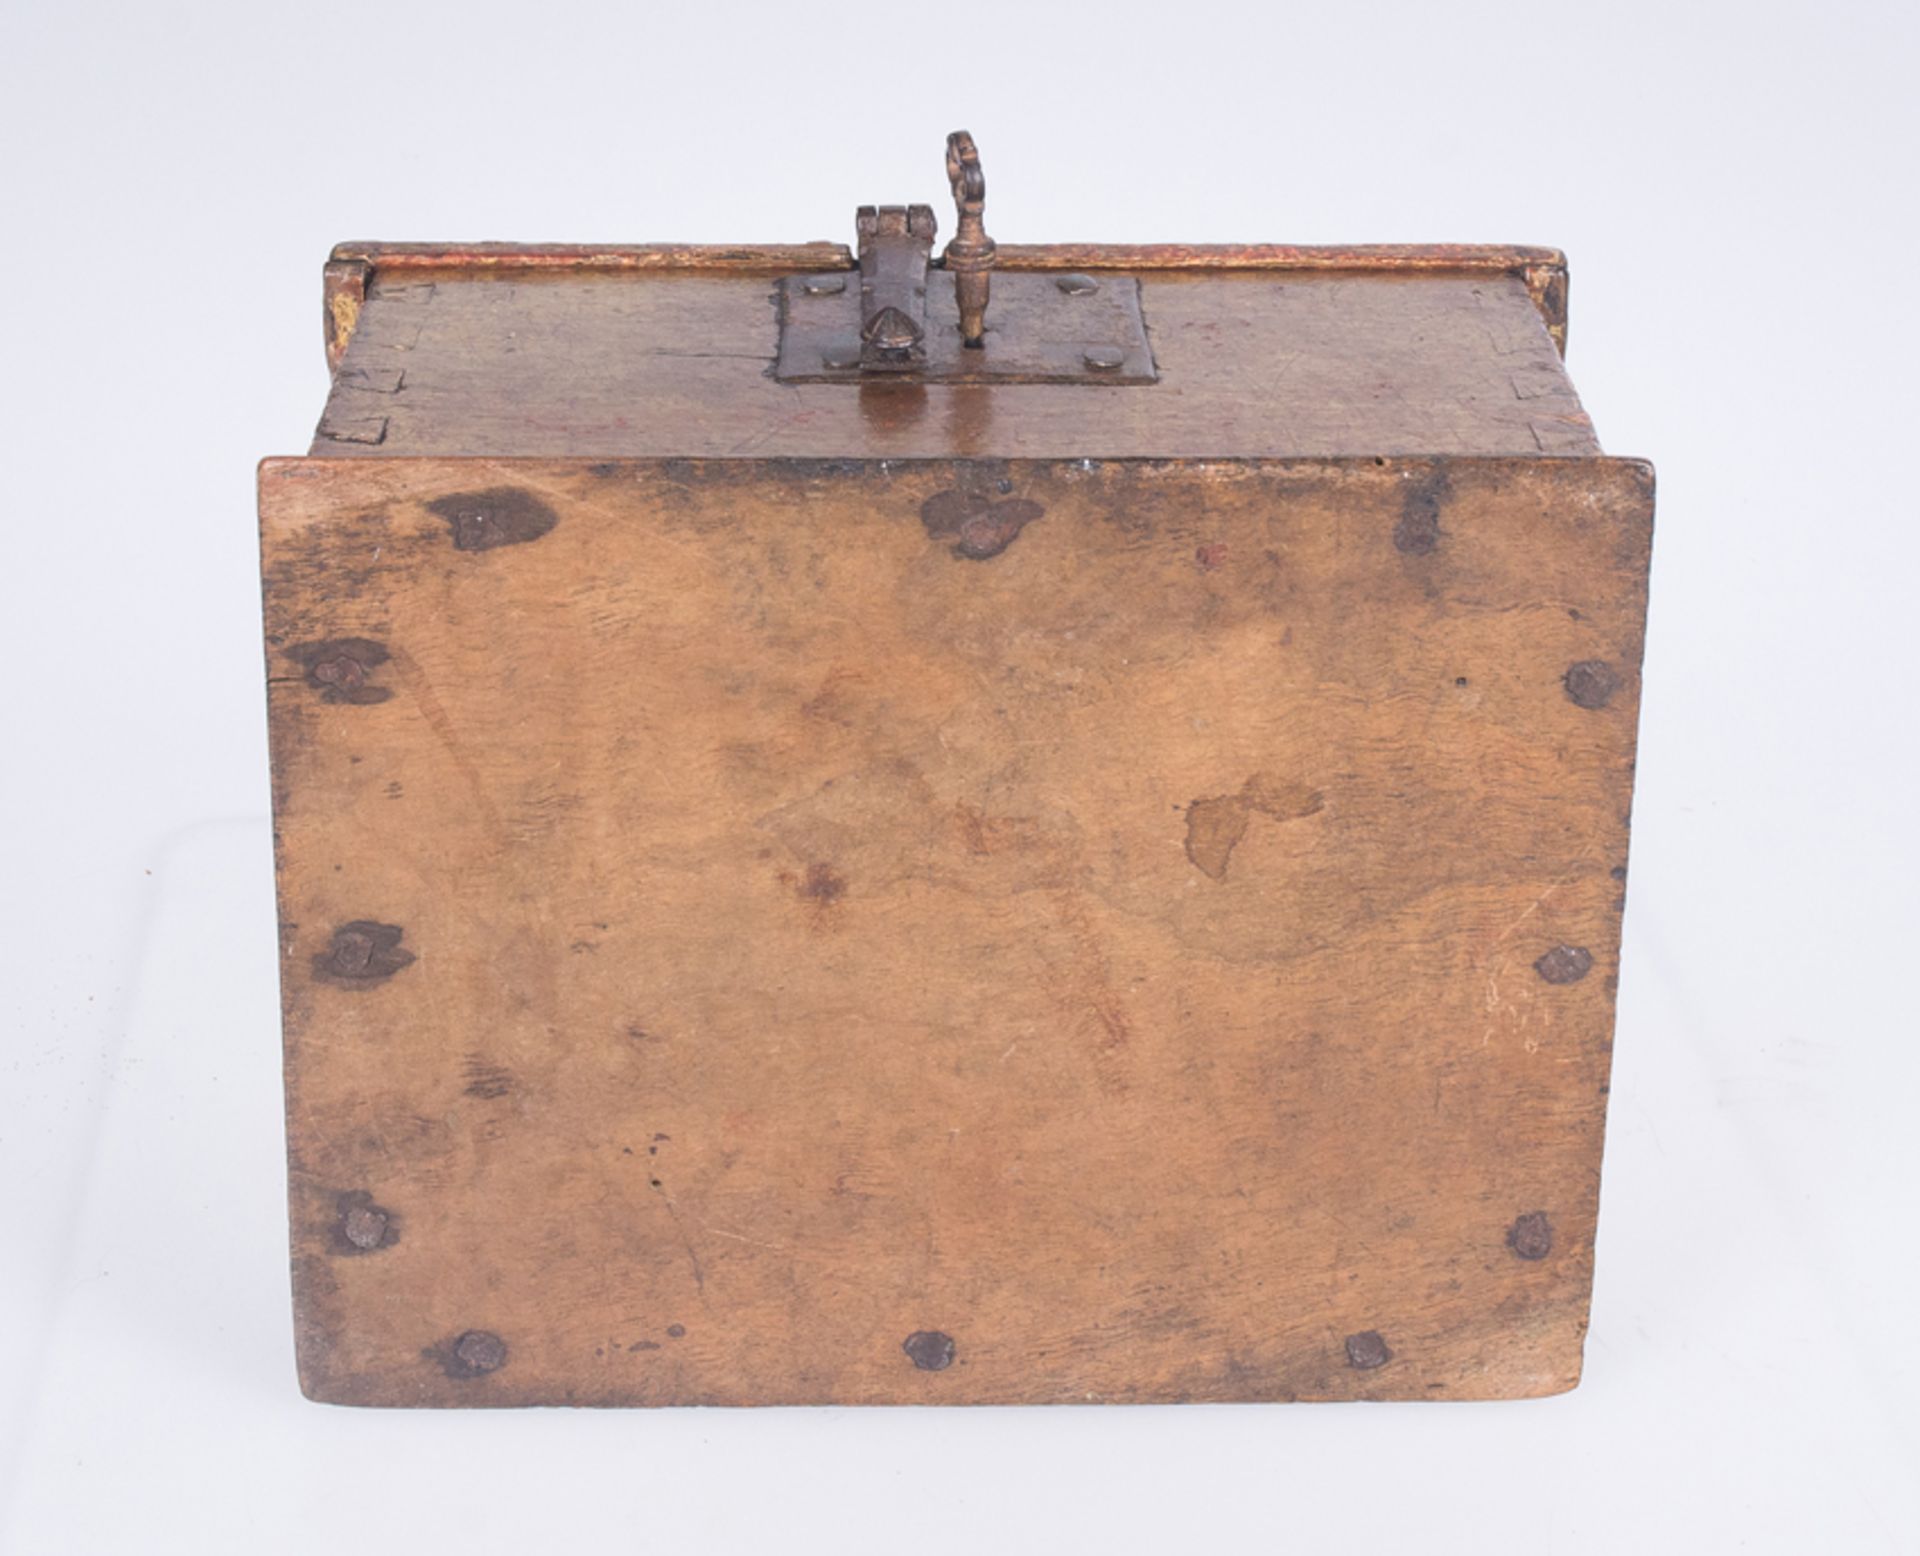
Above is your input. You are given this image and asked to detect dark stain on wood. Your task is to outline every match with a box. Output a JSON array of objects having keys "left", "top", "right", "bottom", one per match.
[
  {"left": 1562, "top": 659, "right": 1620, "bottom": 709},
  {"left": 1185, "top": 774, "right": 1325, "bottom": 880},
  {"left": 1534, "top": 945, "right": 1594, "bottom": 985},
  {"left": 428, "top": 487, "right": 559, "bottom": 552},
  {"left": 902, "top": 1330, "right": 956, "bottom": 1371},
  {"left": 920, "top": 487, "right": 1045, "bottom": 560},
  {"left": 287, "top": 638, "right": 392, "bottom": 705},
  {"left": 1393, "top": 470, "right": 1451, "bottom": 555},
  {"left": 462, "top": 1056, "right": 514, "bottom": 1100},
  {"left": 313, "top": 921, "right": 415, "bottom": 986},
  {"left": 1507, "top": 1210, "right": 1554, "bottom": 1260},
  {"left": 799, "top": 862, "right": 847, "bottom": 903}
]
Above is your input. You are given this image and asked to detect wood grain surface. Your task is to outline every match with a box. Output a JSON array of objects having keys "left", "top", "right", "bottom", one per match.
[
  {"left": 313, "top": 269, "right": 1594, "bottom": 461},
  {"left": 260, "top": 453, "right": 1652, "bottom": 1405}
]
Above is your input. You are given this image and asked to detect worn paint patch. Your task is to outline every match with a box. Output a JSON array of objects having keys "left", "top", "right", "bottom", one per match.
[
  {"left": 920, "top": 487, "right": 1044, "bottom": 560},
  {"left": 1392, "top": 470, "right": 1451, "bottom": 555},
  {"left": 287, "top": 638, "right": 392, "bottom": 705},
  {"left": 1345, "top": 1330, "right": 1392, "bottom": 1369},
  {"left": 1534, "top": 945, "right": 1594, "bottom": 985},
  {"left": 334, "top": 1190, "right": 396, "bottom": 1255},
  {"left": 1562, "top": 659, "right": 1620, "bottom": 709},
  {"left": 902, "top": 1330, "right": 956, "bottom": 1371},
  {"left": 1507, "top": 1210, "right": 1554, "bottom": 1260},
  {"left": 313, "top": 921, "right": 415, "bottom": 986},
  {"left": 428, "top": 487, "right": 559, "bottom": 552},
  {"left": 426, "top": 1330, "right": 509, "bottom": 1379},
  {"left": 1185, "top": 773, "right": 1325, "bottom": 880}
]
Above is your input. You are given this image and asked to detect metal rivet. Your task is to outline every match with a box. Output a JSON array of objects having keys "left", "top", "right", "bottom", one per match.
[
  {"left": 1534, "top": 945, "right": 1594, "bottom": 985},
  {"left": 1345, "top": 1330, "right": 1392, "bottom": 1370},
  {"left": 902, "top": 1330, "right": 956, "bottom": 1371},
  {"left": 1562, "top": 659, "right": 1620, "bottom": 710},
  {"left": 1056, "top": 273, "right": 1099, "bottom": 295},
  {"left": 310, "top": 653, "right": 367, "bottom": 691},
  {"left": 1508, "top": 1210, "right": 1554, "bottom": 1260},
  {"left": 803, "top": 274, "right": 848, "bottom": 296},
  {"left": 452, "top": 1330, "right": 508, "bottom": 1376},
  {"left": 821, "top": 339, "right": 862, "bottom": 370},
  {"left": 1083, "top": 346, "right": 1126, "bottom": 371},
  {"left": 314, "top": 921, "right": 414, "bottom": 985},
  {"left": 342, "top": 1203, "right": 389, "bottom": 1250}
]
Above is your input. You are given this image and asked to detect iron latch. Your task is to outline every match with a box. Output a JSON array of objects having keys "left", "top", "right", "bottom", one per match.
[
  {"left": 855, "top": 205, "right": 937, "bottom": 372},
  {"left": 774, "top": 130, "right": 1156, "bottom": 385}
]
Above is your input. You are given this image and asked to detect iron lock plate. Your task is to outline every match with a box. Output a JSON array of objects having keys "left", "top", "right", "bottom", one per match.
[{"left": 774, "top": 268, "right": 1157, "bottom": 385}]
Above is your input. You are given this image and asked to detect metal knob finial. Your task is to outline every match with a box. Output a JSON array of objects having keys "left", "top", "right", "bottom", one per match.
[{"left": 943, "top": 130, "right": 996, "bottom": 347}]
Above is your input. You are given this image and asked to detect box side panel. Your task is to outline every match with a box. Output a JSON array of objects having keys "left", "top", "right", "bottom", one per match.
[
  {"left": 260, "top": 454, "right": 1651, "bottom": 1405},
  {"left": 312, "top": 270, "right": 1595, "bottom": 461}
]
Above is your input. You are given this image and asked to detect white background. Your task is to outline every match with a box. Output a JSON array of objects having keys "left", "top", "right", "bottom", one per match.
[{"left": 3, "top": 1, "right": 1916, "bottom": 1550}]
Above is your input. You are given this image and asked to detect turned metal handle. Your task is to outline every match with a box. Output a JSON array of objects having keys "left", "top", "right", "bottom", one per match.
[{"left": 943, "top": 130, "right": 996, "bottom": 347}]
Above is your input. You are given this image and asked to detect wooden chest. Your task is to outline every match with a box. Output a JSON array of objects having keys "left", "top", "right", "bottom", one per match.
[{"left": 261, "top": 137, "right": 1651, "bottom": 1406}]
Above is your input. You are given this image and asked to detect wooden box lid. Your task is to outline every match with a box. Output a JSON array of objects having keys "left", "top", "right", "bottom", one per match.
[{"left": 316, "top": 240, "right": 1591, "bottom": 461}]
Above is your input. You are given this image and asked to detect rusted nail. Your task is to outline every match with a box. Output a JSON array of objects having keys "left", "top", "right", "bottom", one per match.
[
  {"left": 428, "top": 487, "right": 559, "bottom": 552},
  {"left": 1534, "top": 945, "right": 1594, "bottom": 985},
  {"left": 666, "top": 1323, "right": 686, "bottom": 1339},
  {"left": 442, "top": 1330, "right": 508, "bottom": 1378},
  {"left": 334, "top": 1190, "right": 395, "bottom": 1253},
  {"left": 803, "top": 274, "right": 848, "bottom": 296},
  {"left": 345, "top": 1203, "right": 391, "bottom": 1254},
  {"left": 1507, "top": 1210, "right": 1554, "bottom": 1261},
  {"left": 287, "top": 638, "right": 392, "bottom": 705},
  {"left": 313, "top": 921, "right": 414, "bottom": 986},
  {"left": 920, "top": 487, "right": 1046, "bottom": 561},
  {"left": 1344, "top": 1330, "right": 1392, "bottom": 1370},
  {"left": 1056, "top": 274, "right": 1099, "bottom": 295},
  {"left": 902, "top": 1330, "right": 956, "bottom": 1371},
  {"left": 1562, "top": 659, "right": 1620, "bottom": 710},
  {"left": 1083, "top": 345, "right": 1125, "bottom": 371},
  {"left": 342, "top": 1204, "right": 388, "bottom": 1249},
  {"left": 312, "top": 653, "right": 366, "bottom": 691}
]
